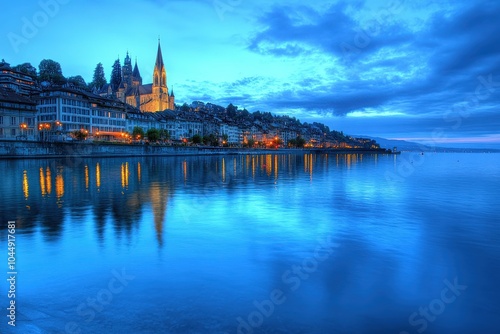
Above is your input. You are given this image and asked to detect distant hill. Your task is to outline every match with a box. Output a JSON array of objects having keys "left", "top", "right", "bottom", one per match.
[{"left": 359, "top": 136, "right": 500, "bottom": 153}]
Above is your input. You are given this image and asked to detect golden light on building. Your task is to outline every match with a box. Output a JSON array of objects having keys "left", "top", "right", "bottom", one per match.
[{"left": 22, "top": 170, "right": 29, "bottom": 199}]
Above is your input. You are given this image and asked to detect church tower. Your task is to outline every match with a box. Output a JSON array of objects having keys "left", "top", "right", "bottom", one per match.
[
  {"left": 122, "top": 52, "right": 133, "bottom": 88},
  {"left": 152, "top": 40, "right": 168, "bottom": 111}
]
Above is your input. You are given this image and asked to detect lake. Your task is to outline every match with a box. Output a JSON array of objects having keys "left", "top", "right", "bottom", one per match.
[{"left": 0, "top": 152, "right": 499, "bottom": 333}]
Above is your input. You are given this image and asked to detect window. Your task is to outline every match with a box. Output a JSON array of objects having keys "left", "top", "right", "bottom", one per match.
[
  {"left": 11, "top": 129, "right": 16, "bottom": 136},
  {"left": 11, "top": 117, "right": 16, "bottom": 125},
  {"left": 0, "top": 116, "right": 3, "bottom": 125}
]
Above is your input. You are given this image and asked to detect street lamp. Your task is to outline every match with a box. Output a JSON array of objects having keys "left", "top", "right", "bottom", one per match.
[{"left": 19, "top": 123, "right": 28, "bottom": 140}]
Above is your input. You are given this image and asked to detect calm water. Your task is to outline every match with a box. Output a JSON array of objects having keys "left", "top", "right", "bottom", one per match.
[{"left": 0, "top": 152, "right": 499, "bottom": 334}]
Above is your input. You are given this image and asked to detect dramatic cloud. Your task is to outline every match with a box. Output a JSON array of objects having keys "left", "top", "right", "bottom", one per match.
[{"left": 240, "top": 0, "right": 500, "bottom": 145}]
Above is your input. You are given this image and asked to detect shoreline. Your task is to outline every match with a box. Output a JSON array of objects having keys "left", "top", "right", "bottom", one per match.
[{"left": 0, "top": 140, "right": 397, "bottom": 160}]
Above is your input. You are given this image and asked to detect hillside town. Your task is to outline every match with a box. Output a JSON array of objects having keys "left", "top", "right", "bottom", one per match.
[{"left": 0, "top": 42, "right": 380, "bottom": 150}]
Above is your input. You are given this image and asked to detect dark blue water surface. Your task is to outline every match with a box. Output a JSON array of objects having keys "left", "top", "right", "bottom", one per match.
[{"left": 0, "top": 152, "right": 499, "bottom": 334}]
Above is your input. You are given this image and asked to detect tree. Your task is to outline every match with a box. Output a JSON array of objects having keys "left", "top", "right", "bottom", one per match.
[
  {"left": 71, "top": 129, "right": 88, "bottom": 140},
  {"left": 38, "top": 59, "right": 66, "bottom": 85},
  {"left": 192, "top": 133, "right": 202, "bottom": 144},
  {"left": 146, "top": 128, "right": 160, "bottom": 142},
  {"left": 296, "top": 136, "right": 306, "bottom": 148},
  {"left": 89, "top": 62, "right": 106, "bottom": 91},
  {"left": 12, "top": 62, "right": 37, "bottom": 79},
  {"left": 159, "top": 129, "right": 170, "bottom": 142},
  {"left": 67, "top": 75, "right": 87, "bottom": 89},
  {"left": 110, "top": 59, "right": 122, "bottom": 92},
  {"left": 245, "top": 138, "right": 255, "bottom": 148},
  {"left": 132, "top": 126, "right": 144, "bottom": 140},
  {"left": 180, "top": 103, "right": 190, "bottom": 112},
  {"left": 203, "top": 133, "right": 218, "bottom": 146}
]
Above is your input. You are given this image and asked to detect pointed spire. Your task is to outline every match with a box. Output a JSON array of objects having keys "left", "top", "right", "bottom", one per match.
[
  {"left": 170, "top": 85, "right": 174, "bottom": 97},
  {"left": 133, "top": 58, "right": 141, "bottom": 79},
  {"left": 155, "top": 40, "right": 165, "bottom": 72}
]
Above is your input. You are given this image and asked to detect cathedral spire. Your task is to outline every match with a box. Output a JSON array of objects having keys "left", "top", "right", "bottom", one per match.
[
  {"left": 133, "top": 58, "right": 141, "bottom": 78},
  {"left": 155, "top": 40, "right": 165, "bottom": 72}
]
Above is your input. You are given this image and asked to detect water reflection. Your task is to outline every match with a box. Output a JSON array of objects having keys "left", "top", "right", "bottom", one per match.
[
  {"left": 1, "top": 153, "right": 499, "bottom": 333},
  {"left": 1, "top": 154, "right": 374, "bottom": 245}
]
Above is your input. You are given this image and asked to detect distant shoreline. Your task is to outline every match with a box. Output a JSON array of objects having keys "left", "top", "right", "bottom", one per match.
[{"left": 0, "top": 140, "right": 399, "bottom": 160}]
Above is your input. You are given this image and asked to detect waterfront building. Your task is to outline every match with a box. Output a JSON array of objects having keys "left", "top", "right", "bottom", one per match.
[
  {"left": 0, "top": 87, "right": 37, "bottom": 140},
  {"left": 36, "top": 85, "right": 127, "bottom": 139},
  {"left": 220, "top": 123, "right": 241, "bottom": 145},
  {"left": 126, "top": 108, "right": 156, "bottom": 135},
  {"left": 0, "top": 60, "right": 39, "bottom": 96},
  {"left": 148, "top": 110, "right": 203, "bottom": 141}
]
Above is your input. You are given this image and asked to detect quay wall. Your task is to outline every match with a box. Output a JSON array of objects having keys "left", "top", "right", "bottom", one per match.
[{"left": 0, "top": 140, "right": 394, "bottom": 159}]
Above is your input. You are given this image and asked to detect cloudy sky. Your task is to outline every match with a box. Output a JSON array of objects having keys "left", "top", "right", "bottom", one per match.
[{"left": 2, "top": 0, "right": 500, "bottom": 147}]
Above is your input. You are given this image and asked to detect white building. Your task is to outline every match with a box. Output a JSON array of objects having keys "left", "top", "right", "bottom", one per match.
[
  {"left": 36, "top": 86, "right": 127, "bottom": 139},
  {"left": 220, "top": 123, "right": 241, "bottom": 145}
]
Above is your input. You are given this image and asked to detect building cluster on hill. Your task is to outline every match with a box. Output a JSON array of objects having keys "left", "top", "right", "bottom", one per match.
[{"left": 0, "top": 42, "right": 379, "bottom": 149}]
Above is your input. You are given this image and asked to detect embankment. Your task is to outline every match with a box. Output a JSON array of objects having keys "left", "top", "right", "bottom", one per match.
[{"left": 0, "top": 140, "right": 394, "bottom": 159}]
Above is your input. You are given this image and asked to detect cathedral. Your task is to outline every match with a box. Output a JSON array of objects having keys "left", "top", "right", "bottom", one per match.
[{"left": 108, "top": 40, "right": 175, "bottom": 112}]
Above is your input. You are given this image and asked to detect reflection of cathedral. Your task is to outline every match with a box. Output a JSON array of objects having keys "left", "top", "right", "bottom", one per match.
[{"left": 111, "top": 40, "right": 175, "bottom": 112}]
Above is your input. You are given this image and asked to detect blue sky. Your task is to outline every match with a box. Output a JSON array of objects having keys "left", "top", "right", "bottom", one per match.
[{"left": 2, "top": 0, "right": 500, "bottom": 147}]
